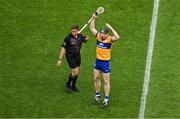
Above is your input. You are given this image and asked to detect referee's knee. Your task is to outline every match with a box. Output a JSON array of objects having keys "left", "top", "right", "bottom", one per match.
[
  {"left": 71, "top": 68, "right": 79, "bottom": 77},
  {"left": 72, "top": 73, "right": 78, "bottom": 77}
]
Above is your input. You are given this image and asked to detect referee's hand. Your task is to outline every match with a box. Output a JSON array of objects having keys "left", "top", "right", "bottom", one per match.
[{"left": 57, "top": 60, "right": 62, "bottom": 66}]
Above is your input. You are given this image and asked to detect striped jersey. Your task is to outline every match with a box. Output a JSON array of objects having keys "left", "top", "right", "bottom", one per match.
[{"left": 96, "top": 33, "right": 113, "bottom": 61}]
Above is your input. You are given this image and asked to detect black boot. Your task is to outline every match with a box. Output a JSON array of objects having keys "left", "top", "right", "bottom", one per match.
[
  {"left": 64, "top": 74, "right": 73, "bottom": 92},
  {"left": 71, "top": 75, "right": 79, "bottom": 92}
]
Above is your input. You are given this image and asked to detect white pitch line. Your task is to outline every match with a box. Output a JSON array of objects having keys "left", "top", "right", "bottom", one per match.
[{"left": 138, "top": 0, "right": 160, "bottom": 119}]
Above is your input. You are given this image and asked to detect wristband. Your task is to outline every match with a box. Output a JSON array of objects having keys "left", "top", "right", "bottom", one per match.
[{"left": 95, "top": 12, "right": 98, "bottom": 16}]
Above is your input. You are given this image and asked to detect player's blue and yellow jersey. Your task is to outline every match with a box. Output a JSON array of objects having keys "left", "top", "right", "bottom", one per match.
[{"left": 96, "top": 33, "right": 113, "bottom": 61}]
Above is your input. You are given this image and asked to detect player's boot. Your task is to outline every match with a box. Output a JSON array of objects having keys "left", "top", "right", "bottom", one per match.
[
  {"left": 93, "top": 95, "right": 101, "bottom": 105},
  {"left": 102, "top": 99, "right": 109, "bottom": 108}
]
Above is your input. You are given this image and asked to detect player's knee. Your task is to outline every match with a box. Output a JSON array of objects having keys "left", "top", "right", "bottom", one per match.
[
  {"left": 94, "top": 75, "right": 99, "bottom": 80},
  {"left": 94, "top": 76, "right": 100, "bottom": 82},
  {"left": 104, "top": 79, "right": 110, "bottom": 85},
  {"left": 95, "top": 79, "right": 100, "bottom": 83}
]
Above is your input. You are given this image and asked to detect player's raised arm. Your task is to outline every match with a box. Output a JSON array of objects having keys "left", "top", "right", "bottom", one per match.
[
  {"left": 105, "top": 23, "right": 120, "bottom": 41},
  {"left": 90, "top": 15, "right": 98, "bottom": 36}
]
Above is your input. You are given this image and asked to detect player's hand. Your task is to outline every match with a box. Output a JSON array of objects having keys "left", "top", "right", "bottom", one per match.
[
  {"left": 92, "top": 14, "right": 97, "bottom": 19},
  {"left": 57, "top": 60, "right": 62, "bottom": 66}
]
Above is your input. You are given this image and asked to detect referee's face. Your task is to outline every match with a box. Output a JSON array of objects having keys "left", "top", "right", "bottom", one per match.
[{"left": 71, "top": 29, "right": 78, "bottom": 37}]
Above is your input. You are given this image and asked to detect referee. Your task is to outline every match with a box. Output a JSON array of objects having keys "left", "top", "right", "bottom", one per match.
[{"left": 57, "top": 25, "right": 89, "bottom": 92}]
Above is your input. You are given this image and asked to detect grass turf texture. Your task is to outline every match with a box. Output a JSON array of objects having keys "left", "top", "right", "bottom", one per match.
[
  {"left": 0, "top": 0, "right": 153, "bottom": 118},
  {"left": 145, "top": 0, "right": 180, "bottom": 118}
]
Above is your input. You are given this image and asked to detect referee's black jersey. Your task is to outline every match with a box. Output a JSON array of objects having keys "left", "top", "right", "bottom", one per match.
[{"left": 62, "top": 33, "right": 86, "bottom": 55}]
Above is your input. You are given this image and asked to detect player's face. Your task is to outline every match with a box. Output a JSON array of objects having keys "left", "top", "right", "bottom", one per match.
[
  {"left": 100, "top": 32, "right": 108, "bottom": 40},
  {"left": 71, "top": 29, "right": 78, "bottom": 37}
]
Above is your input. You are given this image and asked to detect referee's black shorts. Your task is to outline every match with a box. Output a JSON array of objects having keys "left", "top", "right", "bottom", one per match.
[{"left": 66, "top": 54, "right": 81, "bottom": 69}]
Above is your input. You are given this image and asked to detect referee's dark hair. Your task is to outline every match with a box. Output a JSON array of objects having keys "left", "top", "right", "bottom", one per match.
[{"left": 71, "top": 25, "right": 79, "bottom": 30}]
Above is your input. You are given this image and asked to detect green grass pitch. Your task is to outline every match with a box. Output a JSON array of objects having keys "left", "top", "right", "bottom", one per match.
[
  {"left": 145, "top": 0, "right": 180, "bottom": 117},
  {"left": 0, "top": 0, "right": 179, "bottom": 118}
]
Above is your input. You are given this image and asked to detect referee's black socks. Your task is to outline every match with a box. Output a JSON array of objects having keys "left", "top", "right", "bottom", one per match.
[
  {"left": 66, "top": 74, "right": 78, "bottom": 88},
  {"left": 66, "top": 74, "right": 73, "bottom": 87},
  {"left": 71, "top": 75, "right": 78, "bottom": 88}
]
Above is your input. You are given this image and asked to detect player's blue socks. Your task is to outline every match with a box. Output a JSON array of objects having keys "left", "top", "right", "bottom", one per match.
[
  {"left": 95, "top": 92, "right": 101, "bottom": 101},
  {"left": 104, "top": 96, "right": 109, "bottom": 102},
  {"left": 96, "top": 92, "right": 100, "bottom": 97},
  {"left": 96, "top": 92, "right": 101, "bottom": 98}
]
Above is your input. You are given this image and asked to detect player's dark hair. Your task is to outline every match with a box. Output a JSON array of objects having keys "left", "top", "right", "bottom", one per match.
[{"left": 71, "top": 25, "right": 79, "bottom": 30}]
